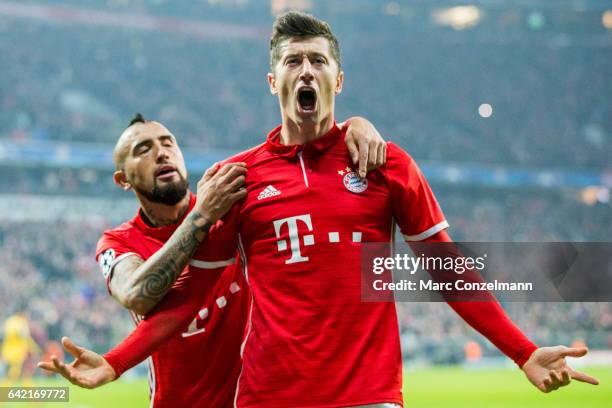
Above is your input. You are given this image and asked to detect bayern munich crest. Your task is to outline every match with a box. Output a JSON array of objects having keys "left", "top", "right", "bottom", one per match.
[{"left": 339, "top": 166, "right": 368, "bottom": 193}]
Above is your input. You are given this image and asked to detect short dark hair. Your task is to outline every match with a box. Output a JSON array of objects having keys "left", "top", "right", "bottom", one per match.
[
  {"left": 269, "top": 11, "right": 341, "bottom": 71},
  {"left": 128, "top": 112, "right": 147, "bottom": 127}
]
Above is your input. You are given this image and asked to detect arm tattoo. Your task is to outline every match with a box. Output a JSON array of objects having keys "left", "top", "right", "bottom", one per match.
[{"left": 134, "top": 211, "right": 212, "bottom": 307}]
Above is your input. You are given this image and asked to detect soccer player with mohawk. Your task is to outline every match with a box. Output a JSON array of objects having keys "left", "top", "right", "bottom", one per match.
[{"left": 41, "top": 11, "right": 598, "bottom": 407}]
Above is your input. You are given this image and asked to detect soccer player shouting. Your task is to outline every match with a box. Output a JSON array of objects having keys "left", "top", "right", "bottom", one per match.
[
  {"left": 41, "top": 112, "right": 386, "bottom": 408},
  {"left": 41, "top": 11, "right": 598, "bottom": 407}
]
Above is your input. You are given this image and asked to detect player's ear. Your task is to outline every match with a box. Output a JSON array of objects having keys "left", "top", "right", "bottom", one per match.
[
  {"left": 267, "top": 72, "right": 278, "bottom": 95},
  {"left": 335, "top": 70, "right": 344, "bottom": 95},
  {"left": 114, "top": 170, "right": 132, "bottom": 191}
]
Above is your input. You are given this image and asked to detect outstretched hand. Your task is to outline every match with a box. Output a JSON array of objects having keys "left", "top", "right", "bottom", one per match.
[
  {"left": 522, "top": 346, "right": 599, "bottom": 393},
  {"left": 37, "top": 337, "right": 116, "bottom": 389}
]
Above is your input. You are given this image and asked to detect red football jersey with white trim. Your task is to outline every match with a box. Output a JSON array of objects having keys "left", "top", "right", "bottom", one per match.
[
  {"left": 228, "top": 125, "right": 445, "bottom": 407},
  {"left": 174, "top": 124, "right": 445, "bottom": 406},
  {"left": 95, "top": 194, "right": 249, "bottom": 408},
  {"left": 104, "top": 124, "right": 448, "bottom": 407},
  {"left": 104, "top": 124, "right": 539, "bottom": 407}
]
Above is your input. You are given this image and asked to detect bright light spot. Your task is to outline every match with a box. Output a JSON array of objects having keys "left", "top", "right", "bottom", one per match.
[
  {"left": 55, "top": 145, "right": 70, "bottom": 162},
  {"left": 445, "top": 167, "right": 462, "bottom": 183},
  {"left": 527, "top": 12, "right": 545, "bottom": 30},
  {"left": 478, "top": 103, "right": 493, "bottom": 118},
  {"left": 432, "top": 6, "right": 481, "bottom": 30},
  {"left": 597, "top": 188, "right": 610, "bottom": 203},
  {"left": 603, "top": 10, "right": 612, "bottom": 29},
  {"left": 581, "top": 187, "right": 599, "bottom": 205},
  {"left": 580, "top": 187, "right": 609, "bottom": 205}
]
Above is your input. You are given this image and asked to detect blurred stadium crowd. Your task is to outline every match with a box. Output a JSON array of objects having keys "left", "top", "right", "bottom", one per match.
[
  {"left": 1, "top": 0, "right": 610, "bottom": 168},
  {"left": 0, "top": 0, "right": 610, "bottom": 371}
]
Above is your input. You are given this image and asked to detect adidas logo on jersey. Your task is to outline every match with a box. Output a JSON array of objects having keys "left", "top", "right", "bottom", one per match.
[{"left": 257, "top": 185, "right": 281, "bottom": 200}]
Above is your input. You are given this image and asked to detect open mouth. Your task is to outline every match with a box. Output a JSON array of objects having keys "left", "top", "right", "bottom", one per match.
[
  {"left": 297, "top": 87, "right": 317, "bottom": 112},
  {"left": 155, "top": 165, "right": 178, "bottom": 180}
]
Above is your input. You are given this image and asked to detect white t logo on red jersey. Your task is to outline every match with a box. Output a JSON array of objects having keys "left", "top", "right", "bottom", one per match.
[{"left": 273, "top": 214, "right": 314, "bottom": 264}]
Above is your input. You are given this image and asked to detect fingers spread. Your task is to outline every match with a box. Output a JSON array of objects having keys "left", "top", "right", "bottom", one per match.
[
  {"left": 549, "top": 370, "right": 562, "bottom": 389},
  {"left": 561, "top": 369, "right": 571, "bottom": 386},
  {"left": 38, "top": 361, "right": 59, "bottom": 373},
  {"left": 52, "top": 356, "right": 72, "bottom": 380},
  {"left": 62, "top": 336, "right": 84, "bottom": 358},
  {"left": 570, "top": 368, "right": 599, "bottom": 385}
]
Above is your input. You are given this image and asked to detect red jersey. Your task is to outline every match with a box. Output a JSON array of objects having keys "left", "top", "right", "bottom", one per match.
[
  {"left": 96, "top": 194, "right": 249, "bottom": 408},
  {"left": 228, "top": 125, "right": 449, "bottom": 407},
  {"left": 105, "top": 124, "right": 537, "bottom": 407}
]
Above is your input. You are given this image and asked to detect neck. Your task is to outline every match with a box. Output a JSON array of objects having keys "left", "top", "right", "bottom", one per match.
[
  {"left": 137, "top": 193, "right": 191, "bottom": 227},
  {"left": 279, "top": 114, "right": 334, "bottom": 145}
]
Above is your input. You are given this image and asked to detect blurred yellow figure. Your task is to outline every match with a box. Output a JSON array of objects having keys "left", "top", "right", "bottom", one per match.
[{"left": 1, "top": 312, "right": 40, "bottom": 386}]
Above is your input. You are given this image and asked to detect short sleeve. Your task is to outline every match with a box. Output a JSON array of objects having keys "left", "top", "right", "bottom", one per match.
[
  {"left": 384, "top": 142, "right": 449, "bottom": 241},
  {"left": 95, "top": 232, "right": 140, "bottom": 294}
]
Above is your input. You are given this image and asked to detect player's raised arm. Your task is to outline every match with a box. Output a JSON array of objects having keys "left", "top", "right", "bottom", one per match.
[
  {"left": 413, "top": 230, "right": 599, "bottom": 392},
  {"left": 108, "top": 162, "right": 246, "bottom": 315},
  {"left": 385, "top": 141, "right": 598, "bottom": 393},
  {"left": 384, "top": 141, "right": 538, "bottom": 367},
  {"left": 408, "top": 230, "right": 539, "bottom": 365},
  {"left": 340, "top": 116, "right": 386, "bottom": 177}
]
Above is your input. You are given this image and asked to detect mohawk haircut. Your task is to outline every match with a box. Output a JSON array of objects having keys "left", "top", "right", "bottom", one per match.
[
  {"left": 269, "top": 11, "right": 341, "bottom": 71},
  {"left": 113, "top": 113, "right": 148, "bottom": 170},
  {"left": 128, "top": 112, "right": 147, "bottom": 127}
]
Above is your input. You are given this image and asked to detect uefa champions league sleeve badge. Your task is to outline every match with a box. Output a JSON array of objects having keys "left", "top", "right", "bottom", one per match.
[
  {"left": 99, "top": 248, "right": 116, "bottom": 279},
  {"left": 338, "top": 166, "right": 368, "bottom": 193}
]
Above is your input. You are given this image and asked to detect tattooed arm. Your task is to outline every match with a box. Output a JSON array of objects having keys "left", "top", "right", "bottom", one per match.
[
  {"left": 109, "top": 162, "right": 247, "bottom": 316},
  {"left": 109, "top": 211, "right": 211, "bottom": 315}
]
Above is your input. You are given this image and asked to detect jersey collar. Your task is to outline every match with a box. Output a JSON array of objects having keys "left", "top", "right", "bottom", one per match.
[
  {"left": 264, "top": 122, "right": 343, "bottom": 158},
  {"left": 133, "top": 192, "right": 196, "bottom": 240}
]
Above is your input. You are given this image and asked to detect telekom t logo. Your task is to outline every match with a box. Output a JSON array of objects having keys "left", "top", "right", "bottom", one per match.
[{"left": 273, "top": 214, "right": 314, "bottom": 264}]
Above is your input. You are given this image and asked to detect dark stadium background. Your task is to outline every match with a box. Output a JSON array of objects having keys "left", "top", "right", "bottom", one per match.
[{"left": 0, "top": 0, "right": 610, "bottom": 395}]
